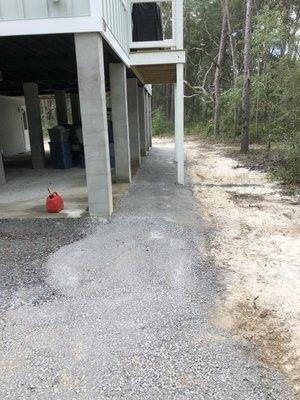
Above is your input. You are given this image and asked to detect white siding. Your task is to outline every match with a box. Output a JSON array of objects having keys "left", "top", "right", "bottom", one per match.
[
  {"left": 0, "top": 0, "right": 90, "bottom": 20},
  {"left": 103, "top": 0, "right": 129, "bottom": 54},
  {"left": 71, "top": 0, "right": 90, "bottom": 17},
  {"left": 0, "top": 96, "right": 27, "bottom": 157},
  {"left": 23, "top": 0, "right": 48, "bottom": 19},
  {"left": 0, "top": 1, "right": 21, "bottom": 20}
]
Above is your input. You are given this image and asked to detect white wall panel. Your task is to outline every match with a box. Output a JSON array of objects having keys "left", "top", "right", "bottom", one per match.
[
  {"left": 0, "top": 0, "right": 90, "bottom": 20},
  {"left": 71, "top": 0, "right": 90, "bottom": 16},
  {"left": 47, "top": 0, "right": 67, "bottom": 17},
  {"left": 0, "top": 96, "right": 27, "bottom": 157},
  {"left": 0, "top": 1, "right": 20, "bottom": 20},
  {"left": 23, "top": 0, "right": 47, "bottom": 19}
]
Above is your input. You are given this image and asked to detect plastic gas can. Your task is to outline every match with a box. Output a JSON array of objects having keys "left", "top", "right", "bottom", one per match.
[{"left": 46, "top": 189, "right": 64, "bottom": 213}]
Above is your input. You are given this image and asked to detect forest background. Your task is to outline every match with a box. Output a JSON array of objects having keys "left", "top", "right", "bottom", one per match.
[{"left": 153, "top": 0, "right": 299, "bottom": 187}]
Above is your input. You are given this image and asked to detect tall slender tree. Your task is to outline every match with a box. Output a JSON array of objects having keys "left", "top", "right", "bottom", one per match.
[
  {"left": 213, "top": 1, "right": 228, "bottom": 136},
  {"left": 241, "top": 0, "right": 253, "bottom": 153},
  {"left": 224, "top": 0, "right": 237, "bottom": 79}
]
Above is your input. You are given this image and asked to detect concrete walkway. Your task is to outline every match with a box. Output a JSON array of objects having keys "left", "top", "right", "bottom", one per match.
[{"left": 0, "top": 142, "right": 292, "bottom": 399}]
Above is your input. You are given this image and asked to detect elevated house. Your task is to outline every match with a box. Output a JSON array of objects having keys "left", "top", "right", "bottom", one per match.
[{"left": 0, "top": 0, "right": 185, "bottom": 217}]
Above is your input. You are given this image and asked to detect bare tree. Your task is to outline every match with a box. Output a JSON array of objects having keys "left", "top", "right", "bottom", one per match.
[
  {"left": 224, "top": 0, "right": 239, "bottom": 135},
  {"left": 213, "top": 1, "right": 228, "bottom": 136},
  {"left": 224, "top": 0, "right": 237, "bottom": 79},
  {"left": 166, "top": 84, "right": 174, "bottom": 121},
  {"left": 241, "top": 0, "right": 253, "bottom": 153}
]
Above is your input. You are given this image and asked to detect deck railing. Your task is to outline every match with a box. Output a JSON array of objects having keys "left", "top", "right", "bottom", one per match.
[
  {"left": 102, "top": 0, "right": 130, "bottom": 55},
  {"left": 129, "top": 0, "right": 183, "bottom": 50},
  {"left": 102, "top": 0, "right": 183, "bottom": 56}
]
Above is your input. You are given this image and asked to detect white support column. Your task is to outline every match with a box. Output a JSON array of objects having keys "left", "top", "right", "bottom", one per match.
[
  {"left": 0, "top": 152, "right": 6, "bottom": 186},
  {"left": 174, "top": 81, "right": 178, "bottom": 163},
  {"left": 144, "top": 91, "right": 150, "bottom": 151},
  {"left": 55, "top": 90, "right": 68, "bottom": 126},
  {"left": 175, "top": 0, "right": 184, "bottom": 50},
  {"left": 109, "top": 63, "right": 131, "bottom": 182},
  {"left": 175, "top": 63, "right": 185, "bottom": 185},
  {"left": 70, "top": 92, "right": 81, "bottom": 125},
  {"left": 23, "top": 82, "right": 45, "bottom": 169},
  {"left": 138, "top": 87, "right": 147, "bottom": 157},
  {"left": 127, "top": 78, "right": 141, "bottom": 168},
  {"left": 75, "top": 32, "right": 113, "bottom": 218}
]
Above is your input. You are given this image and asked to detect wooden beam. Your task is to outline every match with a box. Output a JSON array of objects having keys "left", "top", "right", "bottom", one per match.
[{"left": 132, "top": 64, "right": 176, "bottom": 84}]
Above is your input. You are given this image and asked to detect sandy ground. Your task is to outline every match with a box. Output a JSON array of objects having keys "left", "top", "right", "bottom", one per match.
[{"left": 185, "top": 137, "right": 300, "bottom": 394}]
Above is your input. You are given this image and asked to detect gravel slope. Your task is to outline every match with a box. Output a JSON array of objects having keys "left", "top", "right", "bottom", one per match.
[{"left": 0, "top": 141, "right": 294, "bottom": 399}]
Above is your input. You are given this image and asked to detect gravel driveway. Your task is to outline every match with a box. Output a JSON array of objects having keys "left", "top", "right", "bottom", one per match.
[{"left": 0, "top": 142, "right": 293, "bottom": 399}]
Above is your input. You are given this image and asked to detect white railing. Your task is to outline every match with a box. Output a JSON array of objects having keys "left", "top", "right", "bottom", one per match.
[
  {"left": 102, "top": 0, "right": 130, "bottom": 54},
  {"left": 101, "top": 0, "right": 183, "bottom": 56},
  {"left": 129, "top": 0, "right": 183, "bottom": 50}
]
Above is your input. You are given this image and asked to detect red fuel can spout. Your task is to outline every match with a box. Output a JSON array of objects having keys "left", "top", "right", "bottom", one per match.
[{"left": 46, "top": 188, "right": 64, "bottom": 213}]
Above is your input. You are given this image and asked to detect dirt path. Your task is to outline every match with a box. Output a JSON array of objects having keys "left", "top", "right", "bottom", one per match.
[{"left": 185, "top": 138, "right": 300, "bottom": 395}]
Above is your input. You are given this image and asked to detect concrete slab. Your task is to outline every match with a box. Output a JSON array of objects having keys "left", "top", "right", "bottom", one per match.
[{"left": 0, "top": 165, "right": 128, "bottom": 219}]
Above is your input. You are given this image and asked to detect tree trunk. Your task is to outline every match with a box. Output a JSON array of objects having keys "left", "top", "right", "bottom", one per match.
[
  {"left": 255, "top": 59, "right": 260, "bottom": 139},
  {"left": 241, "top": 0, "right": 253, "bottom": 153},
  {"left": 224, "top": 0, "right": 237, "bottom": 78},
  {"left": 166, "top": 84, "right": 174, "bottom": 122},
  {"left": 213, "top": 2, "right": 228, "bottom": 136},
  {"left": 225, "top": 0, "right": 239, "bottom": 136}
]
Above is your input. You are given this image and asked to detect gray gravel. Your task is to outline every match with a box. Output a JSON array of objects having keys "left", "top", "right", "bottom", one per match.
[
  {"left": 0, "top": 143, "right": 294, "bottom": 399},
  {"left": 0, "top": 218, "right": 98, "bottom": 313}
]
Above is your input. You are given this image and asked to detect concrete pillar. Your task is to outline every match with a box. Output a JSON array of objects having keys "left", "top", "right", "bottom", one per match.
[
  {"left": 23, "top": 82, "right": 45, "bottom": 169},
  {"left": 109, "top": 64, "right": 131, "bottom": 182},
  {"left": 55, "top": 90, "right": 68, "bottom": 126},
  {"left": 148, "top": 93, "right": 153, "bottom": 148},
  {"left": 138, "top": 87, "right": 147, "bottom": 157},
  {"left": 75, "top": 32, "right": 113, "bottom": 218},
  {"left": 0, "top": 152, "right": 5, "bottom": 185},
  {"left": 144, "top": 91, "right": 150, "bottom": 151},
  {"left": 70, "top": 93, "right": 81, "bottom": 125},
  {"left": 127, "top": 78, "right": 141, "bottom": 168},
  {"left": 175, "top": 63, "right": 185, "bottom": 184}
]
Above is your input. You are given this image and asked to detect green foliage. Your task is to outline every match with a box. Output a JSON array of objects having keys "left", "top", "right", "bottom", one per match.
[
  {"left": 40, "top": 97, "right": 57, "bottom": 138},
  {"left": 152, "top": 107, "right": 173, "bottom": 137},
  {"left": 220, "top": 76, "right": 243, "bottom": 137},
  {"left": 152, "top": 0, "right": 299, "bottom": 186},
  {"left": 185, "top": 121, "right": 210, "bottom": 136},
  {"left": 252, "top": 4, "right": 287, "bottom": 56},
  {"left": 269, "top": 145, "right": 300, "bottom": 186}
]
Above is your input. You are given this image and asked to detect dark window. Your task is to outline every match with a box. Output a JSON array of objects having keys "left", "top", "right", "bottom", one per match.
[{"left": 132, "top": 3, "right": 163, "bottom": 42}]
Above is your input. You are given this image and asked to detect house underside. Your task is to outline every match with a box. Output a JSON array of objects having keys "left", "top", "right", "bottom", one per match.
[{"left": 0, "top": 0, "right": 186, "bottom": 218}]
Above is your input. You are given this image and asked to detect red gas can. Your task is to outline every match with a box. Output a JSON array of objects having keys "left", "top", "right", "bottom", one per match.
[{"left": 46, "top": 189, "right": 64, "bottom": 213}]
